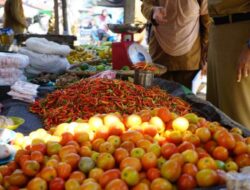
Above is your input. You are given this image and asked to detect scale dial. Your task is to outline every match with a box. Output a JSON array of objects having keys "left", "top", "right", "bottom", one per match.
[{"left": 127, "top": 43, "right": 152, "bottom": 64}]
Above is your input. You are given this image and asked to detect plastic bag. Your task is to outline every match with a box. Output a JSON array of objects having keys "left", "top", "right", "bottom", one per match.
[
  {"left": 90, "top": 70, "right": 116, "bottom": 79},
  {"left": 0, "top": 68, "right": 23, "bottom": 79},
  {"left": 11, "top": 80, "right": 39, "bottom": 96},
  {"left": 0, "top": 52, "right": 29, "bottom": 69},
  {"left": 25, "top": 37, "right": 71, "bottom": 56},
  {"left": 19, "top": 47, "right": 70, "bottom": 76}
]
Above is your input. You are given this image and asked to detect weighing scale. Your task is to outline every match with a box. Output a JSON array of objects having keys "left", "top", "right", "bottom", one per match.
[{"left": 108, "top": 23, "right": 152, "bottom": 70}]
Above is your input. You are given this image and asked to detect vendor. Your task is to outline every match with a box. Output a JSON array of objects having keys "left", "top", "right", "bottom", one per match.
[
  {"left": 3, "top": 0, "right": 27, "bottom": 34},
  {"left": 141, "top": 0, "right": 211, "bottom": 89},
  {"left": 207, "top": 0, "right": 250, "bottom": 128}
]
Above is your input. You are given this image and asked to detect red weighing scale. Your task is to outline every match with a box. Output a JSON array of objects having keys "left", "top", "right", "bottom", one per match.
[{"left": 108, "top": 23, "right": 152, "bottom": 70}]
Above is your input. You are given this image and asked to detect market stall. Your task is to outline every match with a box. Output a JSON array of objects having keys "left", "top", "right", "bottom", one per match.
[{"left": 0, "top": 27, "right": 250, "bottom": 190}]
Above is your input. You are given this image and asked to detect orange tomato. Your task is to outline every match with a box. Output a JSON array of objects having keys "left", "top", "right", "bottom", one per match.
[
  {"left": 9, "top": 172, "right": 28, "bottom": 187},
  {"left": 177, "top": 141, "right": 195, "bottom": 153},
  {"left": 160, "top": 160, "right": 181, "bottom": 182},
  {"left": 156, "top": 107, "right": 172, "bottom": 122},
  {"left": 233, "top": 141, "right": 248, "bottom": 155},
  {"left": 143, "top": 127, "right": 158, "bottom": 138},
  {"left": 74, "top": 132, "right": 89, "bottom": 144},
  {"left": 96, "top": 153, "right": 115, "bottom": 170},
  {"left": 46, "top": 159, "right": 59, "bottom": 168},
  {"left": 65, "top": 178, "right": 80, "bottom": 190},
  {"left": 40, "top": 166, "right": 57, "bottom": 182},
  {"left": 22, "top": 160, "right": 40, "bottom": 177},
  {"left": 150, "top": 178, "right": 172, "bottom": 190},
  {"left": 146, "top": 168, "right": 161, "bottom": 181},
  {"left": 182, "top": 163, "right": 198, "bottom": 177},
  {"left": 27, "top": 177, "right": 47, "bottom": 190},
  {"left": 69, "top": 171, "right": 86, "bottom": 183},
  {"left": 99, "top": 142, "right": 115, "bottom": 154},
  {"left": 114, "top": 148, "right": 129, "bottom": 163},
  {"left": 141, "top": 152, "right": 157, "bottom": 170},
  {"left": 14, "top": 149, "right": 29, "bottom": 164},
  {"left": 196, "top": 147, "right": 210, "bottom": 159},
  {"left": 235, "top": 153, "right": 250, "bottom": 168},
  {"left": 7, "top": 161, "right": 17, "bottom": 173},
  {"left": 195, "top": 127, "right": 211, "bottom": 143},
  {"left": 120, "top": 157, "right": 142, "bottom": 171},
  {"left": 217, "top": 131, "right": 236, "bottom": 150},
  {"left": 120, "top": 141, "right": 135, "bottom": 153},
  {"left": 61, "top": 152, "right": 80, "bottom": 169},
  {"left": 132, "top": 182, "right": 149, "bottom": 190},
  {"left": 232, "top": 133, "right": 244, "bottom": 142},
  {"left": 0, "top": 165, "right": 12, "bottom": 176},
  {"left": 19, "top": 154, "right": 31, "bottom": 168},
  {"left": 79, "top": 146, "right": 92, "bottom": 157},
  {"left": 57, "top": 162, "right": 72, "bottom": 179},
  {"left": 204, "top": 140, "right": 217, "bottom": 154},
  {"left": 197, "top": 157, "right": 217, "bottom": 170},
  {"left": 212, "top": 146, "right": 229, "bottom": 161},
  {"left": 177, "top": 174, "right": 197, "bottom": 190},
  {"left": 66, "top": 140, "right": 80, "bottom": 152},
  {"left": 30, "top": 143, "right": 46, "bottom": 154},
  {"left": 31, "top": 151, "right": 44, "bottom": 163},
  {"left": 105, "top": 179, "right": 129, "bottom": 190},
  {"left": 89, "top": 168, "right": 103, "bottom": 181},
  {"left": 195, "top": 169, "right": 218, "bottom": 187},
  {"left": 182, "top": 134, "right": 200, "bottom": 147},
  {"left": 60, "top": 132, "right": 74, "bottom": 145},
  {"left": 59, "top": 145, "right": 77, "bottom": 159},
  {"left": 121, "top": 131, "right": 144, "bottom": 144},
  {"left": 92, "top": 138, "right": 105, "bottom": 152},
  {"left": 169, "top": 153, "right": 185, "bottom": 166},
  {"left": 99, "top": 169, "right": 121, "bottom": 187}
]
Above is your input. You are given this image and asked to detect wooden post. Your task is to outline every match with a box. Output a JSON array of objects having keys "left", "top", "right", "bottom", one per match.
[
  {"left": 124, "top": 0, "right": 136, "bottom": 23},
  {"left": 61, "top": 0, "right": 68, "bottom": 34},
  {"left": 54, "top": 0, "right": 59, "bottom": 34}
]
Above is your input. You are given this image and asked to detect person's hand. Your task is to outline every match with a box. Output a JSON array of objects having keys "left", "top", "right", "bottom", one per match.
[
  {"left": 153, "top": 7, "right": 168, "bottom": 25},
  {"left": 200, "top": 45, "right": 208, "bottom": 76},
  {"left": 237, "top": 46, "right": 250, "bottom": 82}
]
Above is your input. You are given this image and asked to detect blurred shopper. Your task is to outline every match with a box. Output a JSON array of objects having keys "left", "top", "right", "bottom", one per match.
[
  {"left": 141, "top": 0, "right": 211, "bottom": 89},
  {"left": 207, "top": 0, "right": 250, "bottom": 128},
  {"left": 3, "top": 0, "right": 27, "bottom": 34}
]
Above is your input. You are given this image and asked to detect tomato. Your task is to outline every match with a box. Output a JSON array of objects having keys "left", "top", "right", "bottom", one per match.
[
  {"left": 182, "top": 163, "right": 198, "bottom": 177},
  {"left": 79, "top": 146, "right": 92, "bottom": 157},
  {"left": 225, "top": 161, "right": 238, "bottom": 171},
  {"left": 46, "top": 141, "right": 62, "bottom": 156},
  {"left": 9, "top": 172, "right": 28, "bottom": 187},
  {"left": 245, "top": 137, "right": 250, "bottom": 144},
  {"left": 182, "top": 134, "right": 200, "bottom": 147},
  {"left": 136, "top": 139, "right": 152, "bottom": 152},
  {"left": 166, "top": 131, "right": 183, "bottom": 145},
  {"left": 143, "top": 127, "right": 158, "bottom": 138},
  {"left": 114, "top": 148, "right": 129, "bottom": 163},
  {"left": 14, "top": 149, "right": 29, "bottom": 163},
  {"left": 0, "top": 165, "right": 12, "bottom": 176},
  {"left": 157, "top": 157, "right": 166, "bottom": 169},
  {"left": 46, "top": 159, "right": 58, "bottom": 168},
  {"left": 169, "top": 153, "right": 185, "bottom": 166},
  {"left": 233, "top": 141, "right": 248, "bottom": 155},
  {"left": 148, "top": 143, "right": 161, "bottom": 157},
  {"left": 99, "top": 142, "right": 115, "bottom": 154},
  {"left": 60, "top": 132, "right": 74, "bottom": 145},
  {"left": 62, "top": 152, "right": 81, "bottom": 169},
  {"left": 49, "top": 177, "right": 65, "bottom": 190},
  {"left": 177, "top": 174, "right": 197, "bottom": 190},
  {"left": 230, "top": 127, "right": 242, "bottom": 135},
  {"left": 235, "top": 153, "right": 250, "bottom": 168},
  {"left": 120, "top": 157, "right": 142, "bottom": 171},
  {"left": 196, "top": 169, "right": 218, "bottom": 187},
  {"left": 161, "top": 143, "right": 178, "bottom": 159},
  {"left": 92, "top": 138, "right": 105, "bottom": 151},
  {"left": 96, "top": 153, "right": 115, "bottom": 170},
  {"left": 59, "top": 145, "right": 77, "bottom": 159},
  {"left": 215, "top": 160, "right": 226, "bottom": 170},
  {"left": 107, "top": 135, "right": 121, "bottom": 148},
  {"left": 196, "top": 147, "right": 210, "bottom": 159},
  {"left": 139, "top": 110, "right": 152, "bottom": 123},
  {"left": 232, "top": 133, "right": 244, "bottom": 142},
  {"left": 132, "top": 182, "right": 149, "bottom": 190},
  {"left": 31, "top": 143, "right": 46, "bottom": 154},
  {"left": 105, "top": 179, "right": 128, "bottom": 190},
  {"left": 89, "top": 168, "right": 104, "bottom": 181},
  {"left": 216, "top": 169, "right": 226, "bottom": 185},
  {"left": 181, "top": 149, "right": 198, "bottom": 164},
  {"left": 217, "top": 131, "right": 236, "bottom": 150},
  {"left": 57, "top": 162, "right": 72, "bottom": 179},
  {"left": 27, "top": 177, "right": 47, "bottom": 190},
  {"left": 40, "top": 166, "right": 57, "bottom": 182},
  {"left": 150, "top": 178, "right": 172, "bottom": 190},
  {"left": 99, "top": 169, "right": 121, "bottom": 187},
  {"left": 120, "top": 141, "right": 135, "bottom": 153},
  {"left": 195, "top": 127, "right": 211, "bottom": 143},
  {"left": 19, "top": 155, "right": 31, "bottom": 168},
  {"left": 69, "top": 171, "right": 86, "bottom": 183},
  {"left": 22, "top": 160, "right": 40, "bottom": 177},
  {"left": 177, "top": 141, "right": 195, "bottom": 153},
  {"left": 121, "top": 131, "right": 144, "bottom": 144},
  {"left": 156, "top": 107, "right": 172, "bottom": 122},
  {"left": 212, "top": 146, "right": 229, "bottom": 161},
  {"left": 141, "top": 152, "right": 157, "bottom": 170},
  {"left": 146, "top": 168, "right": 161, "bottom": 181},
  {"left": 66, "top": 141, "right": 80, "bottom": 152},
  {"left": 121, "top": 167, "right": 140, "bottom": 186},
  {"left": 65, "top": 179, "right": 80, "bottom": 190},
  {"left": 74, "top": 131, "right": 89, "bottom": 144},
  {"left": 197, "top": 157, "right": 217, "bottom": 170},
  {"left": 31, "top": 151, "right": 44, "bottom": 163},
  {"left": 160, "top": 160, "right": 181, "bottom": 182},
  {"left": 204, "top": 140, "right": 217, "bottom": 154},
  {"left": 80, "top": 181, "right": 101, "bottom": 190}
]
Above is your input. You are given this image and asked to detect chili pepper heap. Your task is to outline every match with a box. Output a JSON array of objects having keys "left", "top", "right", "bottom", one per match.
[{"left": 30, "top": 78, "right": 191, "bottom": 129}]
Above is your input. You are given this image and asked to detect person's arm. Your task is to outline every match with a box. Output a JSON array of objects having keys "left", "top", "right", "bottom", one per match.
[
  {"left": 237, "top": 40, "right": 250, "bottom": 82},
  {"left": 141, "top": 0, "right": 167, "bottom": 25}
]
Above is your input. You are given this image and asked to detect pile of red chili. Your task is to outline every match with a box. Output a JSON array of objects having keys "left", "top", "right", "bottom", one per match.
[{"left": 30, "top": 78, "right": 191, "bottom": 129}]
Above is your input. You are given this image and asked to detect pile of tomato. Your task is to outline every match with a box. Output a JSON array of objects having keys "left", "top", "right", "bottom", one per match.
[{"left": 0, "top": 107, "right": 250, "bottom": 190}]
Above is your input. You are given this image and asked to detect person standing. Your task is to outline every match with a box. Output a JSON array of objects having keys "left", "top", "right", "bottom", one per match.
[
  {"left": 207, "top": 0, "right": 250, "bottom": 128},
  {"left": 3, "top": 0, "right": 27, "bottom": 34},
  {"left": 141, "top": 0, "right": 211, "bottom": 89}
]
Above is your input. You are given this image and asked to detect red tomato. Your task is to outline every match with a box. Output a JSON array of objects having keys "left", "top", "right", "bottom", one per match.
[
  {"left": 146, "top": 168, "right": 161, "bottom": 181},
  {"left": 161, "top": 143, "right": 178, "bottom": 159},
  {"left": 141, "top": 152, "right": 157, "bottom": 170},
  {"left": 57, "top": 162, "right": 72, "bottom": 179},
  {"left": 182, "top": 163, "right": 198, "bottom": 177},
  {"left": 178, "top": 141, "right": 195, "bottom": 153},
  {"left": 233, "top": 141, "right": 248, "bottom": 155},
  {"left": 177, "top": 174, "right": 197, "bottom": 190},
  {"left": 235, "top": 153, "right": 250, "bottom": 168},
  {"left": 99, "top": 169, "right": 121, "bottom": 188},
  {"left": 217, "top": 131, "right": 236, "bottom": 150},
  {"left": 49, "top": 177, "right": 65, "bottom": 190},
  {"left": 182, "top": 134, "right": 200, "bottom": 147},
  {"left": 204, "top": 140, "right": 217, "bottom": 154}
]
